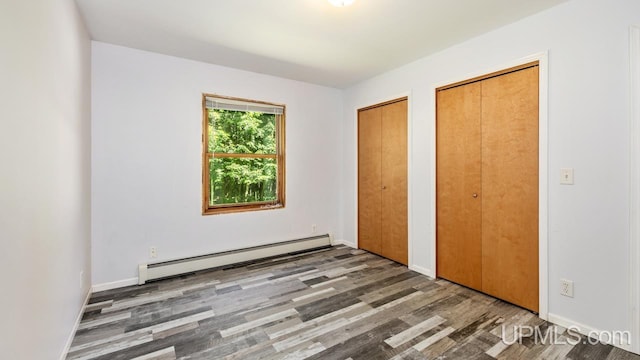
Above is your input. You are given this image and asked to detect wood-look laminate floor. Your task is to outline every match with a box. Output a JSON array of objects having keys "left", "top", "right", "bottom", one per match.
[{"left": 67, "top": 246, "right": 639, "bottom": 360}]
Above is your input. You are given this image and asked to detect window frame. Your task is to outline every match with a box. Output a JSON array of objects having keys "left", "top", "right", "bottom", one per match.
[{"left": 201, "top": 93, "right": 286, "bottom": 215}]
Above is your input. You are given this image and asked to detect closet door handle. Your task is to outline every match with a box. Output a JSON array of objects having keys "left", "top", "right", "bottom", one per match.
[
  {"left": 382, "top": 185, "right": 387, "bottom": 190},
  {"left": 472, "top": 193, "right": 478, "bottom": 198}
]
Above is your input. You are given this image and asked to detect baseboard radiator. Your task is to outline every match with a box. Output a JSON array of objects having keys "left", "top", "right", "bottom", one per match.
[{"left": 138, "top": 234, "right": 332, "bottom": 285}]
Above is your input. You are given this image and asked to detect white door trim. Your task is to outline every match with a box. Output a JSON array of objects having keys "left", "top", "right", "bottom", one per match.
[
  {"left": 629, "top": 25, "right": 640, "bottom": 355},
  {"left": 429, "top": 52, "right": 549, "bottom": 320},
  {"left": 353, "top": 92, "right": 413, "bottom": 266}
]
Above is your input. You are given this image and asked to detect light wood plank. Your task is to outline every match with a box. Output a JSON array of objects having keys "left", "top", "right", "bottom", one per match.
[{"left": 384, "top": 315, "right": 446, "bottom": 348}]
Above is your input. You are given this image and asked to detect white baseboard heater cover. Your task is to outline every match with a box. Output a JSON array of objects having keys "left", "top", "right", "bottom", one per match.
[{"left": 138, "top": 234, "right": 332, "bottom": 285}]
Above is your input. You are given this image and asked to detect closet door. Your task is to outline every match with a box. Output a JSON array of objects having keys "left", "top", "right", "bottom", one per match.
[
  {"left": 381, "top": 100, "right": 408, "bottom": 264},
  {"left": 436, "top": 83, "right": 483, "bottom": 290},
  {"left": 481, "top": 66, "right": 539, "bottom": 312},
  {"left": 358, "top": 107, "right": 383, "bottom": 255},
  {"left": 436, "top": 64, "right": 539, "bottom": 312},
  {"left": 358, "top": 99, "right": 408, "bottom": 265}
]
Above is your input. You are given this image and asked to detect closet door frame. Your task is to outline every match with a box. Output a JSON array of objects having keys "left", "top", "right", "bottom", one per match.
[
  {"left": 430, "top": 52, "right": 549, "bottom": 320},
  {"left": 630, "top": 25, "right": 640, "bottom": 355},
  {"left": 354, "top": 92, "right": 414, "bottom": 267}
]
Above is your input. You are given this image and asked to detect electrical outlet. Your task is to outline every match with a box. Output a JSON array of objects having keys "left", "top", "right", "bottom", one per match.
[
  {"left": 80, "top": 270, "right": 84, "bottom": 290},
  {"left": 311, "top": 224, "right": 317, "bottom": 233},
  {"left": 560, "top": 279, "right": 574, "bottom": 297},
  {"left": 150, "top": 246, "right": 157, "bottom": 259}
]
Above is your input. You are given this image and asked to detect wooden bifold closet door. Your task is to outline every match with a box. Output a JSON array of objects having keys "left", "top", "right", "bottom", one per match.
[
  {"left": 436, "top": 65, "right": 539, "bottom": 312},
  {"left": 358, "top": 99, "right": 408, "bottom": 265}
]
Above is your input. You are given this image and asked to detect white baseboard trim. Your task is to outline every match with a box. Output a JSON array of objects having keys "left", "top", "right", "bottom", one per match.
[
  {"left": 409, "top": 265, "right": 435, "bottom": 278},
  {"left": 59, "top": 289, "right": 91, "bottom": 360},
  {"left": 547, "top": 313, "right": 632, "bottom": 351},
  {"left": 331, "top": 238, "right": 357, "bottom": 248},
  {"left": 92, "top": 277, "right": 139, "bottom": 292}
]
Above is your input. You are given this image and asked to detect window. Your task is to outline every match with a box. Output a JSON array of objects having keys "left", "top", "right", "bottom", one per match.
[{"left": 202, "top": 94, "right": 285, "bottom": 215}]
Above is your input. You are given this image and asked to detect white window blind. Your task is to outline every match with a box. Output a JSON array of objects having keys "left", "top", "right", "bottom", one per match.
[{"left": 205, "top": 96, "right": 284, "bottom": 115}]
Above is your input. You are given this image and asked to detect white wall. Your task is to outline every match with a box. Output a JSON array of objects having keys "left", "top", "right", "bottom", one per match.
[
  {"left": 91, "top": 42, "right": 343, "bottom": 285},
  {"left": 0, "top": 0, "right": 92, "bottom": 359},
  {"left": 342, "top": 0, "right": 639, "bottom": 342}
]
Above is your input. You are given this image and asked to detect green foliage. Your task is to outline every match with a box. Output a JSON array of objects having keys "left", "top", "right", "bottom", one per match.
[
  {"left": 209, "top": 158, "right": 277, "bottom": 204},
  {"left": 208, "top": 110, "right": 276, "bottom": 154},
  {"left": 207, "top": 110, "right": 278, "bottom": 205}
]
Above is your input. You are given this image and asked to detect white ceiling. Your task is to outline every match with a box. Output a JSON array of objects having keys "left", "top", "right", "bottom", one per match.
[{"left": 76, "top": 0, "right": 567, "bottom": 88}]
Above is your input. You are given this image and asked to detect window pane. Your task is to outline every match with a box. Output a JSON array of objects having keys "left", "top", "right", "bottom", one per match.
[
  {"left": 208, "top": 109, "right": 276, "bottom": 154},
  {"left": 208, "top": 157, "right": 277, "bottom": 206}
]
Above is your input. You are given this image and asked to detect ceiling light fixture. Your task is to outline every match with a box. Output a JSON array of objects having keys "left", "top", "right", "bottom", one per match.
[{"left": 328, "top": 0, "right": 355, "bottom": 7}]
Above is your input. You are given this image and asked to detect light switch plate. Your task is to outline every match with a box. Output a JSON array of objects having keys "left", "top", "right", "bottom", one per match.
[{"left": 560, "top": 168, "right": 574, "bottom": 185}]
